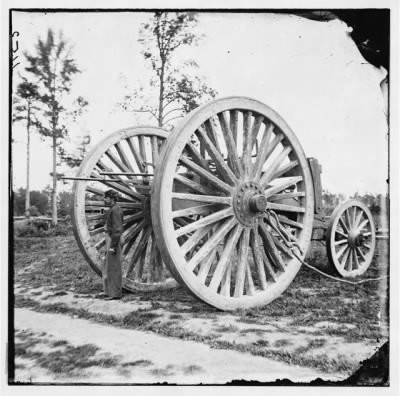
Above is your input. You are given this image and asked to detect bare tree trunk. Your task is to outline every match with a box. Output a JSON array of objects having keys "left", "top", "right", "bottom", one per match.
[
  {"left": 52, "top": 135, "right": 58, "bottom": 226},
  {"left": 25, "top": 104, "right": 31, "bottom": 217},
  {"left": 158, "top": 60, "right": 165, "bottom": 127}
]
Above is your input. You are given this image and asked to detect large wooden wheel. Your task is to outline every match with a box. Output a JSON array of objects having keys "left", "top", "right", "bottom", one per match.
[
  {"left": 72, "top": 126, "right": 177, "bottom": 292},
  {"left": 151, "top": 97, "right": 314, "bottom": 310},
  {"left": 326, "top": 199, "right": 376, "bottom": 278}
]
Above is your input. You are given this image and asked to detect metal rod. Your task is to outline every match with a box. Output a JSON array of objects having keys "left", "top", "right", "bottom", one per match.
[
  {"left": 61, "top": 177, "right": 151, "bottom": 185},
  {"left": 99, "top": 172, "right": 154, "bottom": 177}
]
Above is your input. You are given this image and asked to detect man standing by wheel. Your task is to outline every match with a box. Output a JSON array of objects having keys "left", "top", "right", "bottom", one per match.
[{"left": 103, "top": 189, "right": 124, "bottom": 300}]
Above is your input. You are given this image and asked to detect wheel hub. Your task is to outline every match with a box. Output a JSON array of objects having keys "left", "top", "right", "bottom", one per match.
[
  {"left": 142, "top": 196, "right": 151, "bottom": 221},
  {"left": 348, "top": 230, "right": 364, "bottom": 248},
  {"left": 233, "top": 181, "right": 266, "bottom": 226}
]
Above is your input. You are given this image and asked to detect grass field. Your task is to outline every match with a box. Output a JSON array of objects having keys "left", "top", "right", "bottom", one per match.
[{"left": 12, "top": 233, "right": 389, "bottom": 378}]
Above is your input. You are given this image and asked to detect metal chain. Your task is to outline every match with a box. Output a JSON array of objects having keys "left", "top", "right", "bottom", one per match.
[{"left": 265, "top": 210, "right": 388, "bottom": 285}]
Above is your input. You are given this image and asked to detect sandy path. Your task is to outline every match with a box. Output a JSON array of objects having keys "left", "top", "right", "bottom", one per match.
[{"left": 14, "top": 308, "right": 344, "bottom": 384}]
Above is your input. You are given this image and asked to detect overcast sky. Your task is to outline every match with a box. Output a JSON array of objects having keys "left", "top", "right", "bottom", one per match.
[{"left": 11, "top": 11, "right": 388, "bottom": 196}]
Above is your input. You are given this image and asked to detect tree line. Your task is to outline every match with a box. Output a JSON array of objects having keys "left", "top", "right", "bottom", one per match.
[
  {"left": 13, "top": 12, "right": 217, "bottom": 225},
  {"left": 13, "top": 187, "right": 73, "bottom": 219}
]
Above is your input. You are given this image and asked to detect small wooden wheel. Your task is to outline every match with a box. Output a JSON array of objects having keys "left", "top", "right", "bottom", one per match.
[
  {"left": 326, "top": 199, "right": 376, "bottom": 278},
  {"left": 72, "top": 126, "right": 177, "bottom": 292},
  {"left": 152, "top": 97, "right": 314, "bottom": 310}
]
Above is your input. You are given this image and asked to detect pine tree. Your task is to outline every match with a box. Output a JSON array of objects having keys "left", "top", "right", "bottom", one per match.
[
  {"left": 23, "top": 29, "right": 85, "bottom": 225},
  {"left": 12, "top": 78, "right": 41, "bottom": 216}
]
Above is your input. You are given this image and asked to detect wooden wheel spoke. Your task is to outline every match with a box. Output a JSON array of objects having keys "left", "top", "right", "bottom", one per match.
[
  {"left": 89, "top": 226, "right": 104, "bottom": 236},
  {"left": 229, "top": 109, "right": 239, "bottom": 144},
  {"left": 263, "top": 176, "right": 302, "bottom": 197},
  {"left": 143, "top": 234, "right": 153, "bottom": 282},
  {"left": 181, "top": 223, "right": 214, "bottom": 255},
  {"left": 234, "top": 229, "right": 250, "bottom": 297},
  {"left": 95, "top": 238, "right": 106, "bottom": 250},
  {"left": 127, "top": 137, "right": 145, "bottom": 172},
  {"left": 250, "top": 115, "right": 264, "bottom": 151},
  {"left": 180, "top": 155, "right": 233, "bottom": 194},
  {"left": 271, "top": 160, "right": 299, "bottom": 180},
  {"left": 344, "top": 209, "right": 352, "bottom": 230},
  {"left": 266, "top": 202, "right": 305, "bottom": 213},
  {"left": 174, "top": 174, "right": 214, "bottom": 195},
  {"left": 196, "top": 126, "right": 237, "bottom": 185},
  {"left": 258, "top": 222, "right": 285, "bottom": 272},
  {"left": 353, "top": 249, "right": 360, "bottom": 270},
  {"left": 151, "top": 136, "right": 160, "bottom": 168},
  {"left": 339, "top": 217, "right": 350, "bottom": 235},
  {"left": 242, "top": 111, "right": 253, "bottom": 178},
  {"left": 185, "top": 142, "right": 212, "bottom": 172},
  {"left": 269, "top": 191, "right": 305, "bottom": 202},
  {"left": 340, "top": 247, "right": 350, "bottom": 267},
  {"left": 175, "top": 207, "right": 234, "bottom": 237},
  {"left": 250, "top": 228, "right": 267, "bottom": 290},
  {"left": 138, "top": 135, "right": 148, "bottom": 173},
  {"left": 86, "top": 213, "right": 105, "bottom": 221},
  {"left": 334, "top": 238, "right": 348, "bottom": 246},
  {"left": 203, "top": 120, "right": 222, "bottom": 153},
  {"left": 356, "top": 219, "right": 369, "bottom": 234},
  {"left": 336, "top": 244, "right": 348, "bottom": 259},
  {"left": 95, "top": 161, "right": 131, "bottom": 186},
  {"left": 92, "top": 167, "right": 145, "bottom": 201},
  {"left": 245, "top": 263, "right": 255, "bottom": 296},
  {"left": 351, "top": 207, "right": 357, "bottom": 229},
  {"left": 260, "top": 146, "right": 292, "bottom": 187},
  {"left": 356, "top": 247, "right": 366, "bottom": 262},
  {"left": 197, "top": 247, "right": 218, "bottom": 284},
  {"left": 220, "top": 260, "right": 233, "bottom": 296},
  {"left": 86, "top": 186, "right": 106, "bottom": 197},
  {"left": 271, "top": 236, "right": 294, "bottom": 258},
  {"left": 277, "top": 214, "right": 304, "bottom": 229},
  {"left": 346, "top": 248, "right": 353, "bottom": 272},
  {"left": 252, "top": 123, "right": 274, "bottom": 179},
  {"left": 260, "top": 247, "right": 278, "bottom": 282},
  {"left": 187, "top": 217, "right": 237, "bottom": 272},
  {"left": 217, "top": 112, "right": 243, "bottom": 177},
  {"left": 122, "top": 219, "right": 146, "bottom": 247},
  {"left": 353, "top": 209, "right": 364, "bottom": 229},
  {"left": 335, "top": 228, "right": 348, "bottom": 239},
  {"left": 126, "top": 227, "right": 152, "bottom": 277},
  {"left": 209, "top": 225, "right": 242, "bottom": 292},
  {"left": 115, "top": 142, "right": 135, "bottom": 173},
  {"left": 123, "top": 211, "right": 144, "bottom": 226},
  {"left": 172, "top": 203, "right": 222, "bottom": 219},
  {"left": 172, "top": 192, "right": 232, "bottom": 205}
]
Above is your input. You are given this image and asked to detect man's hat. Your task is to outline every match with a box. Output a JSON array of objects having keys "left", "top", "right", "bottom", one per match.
[{"left": 104, "top": 189, "right": 119, "bottom": 199}]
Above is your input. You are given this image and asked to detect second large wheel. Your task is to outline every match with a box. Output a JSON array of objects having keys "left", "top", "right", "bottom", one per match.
[
  {"left": 152, "top": 97, "right": 315, "bottom": 310},
  {"left": 72, "top": 126, "right": 177, "bottom": 292}
]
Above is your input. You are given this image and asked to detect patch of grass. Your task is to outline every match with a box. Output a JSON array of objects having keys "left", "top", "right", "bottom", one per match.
[
  {"left": 239, "top": 328, "right": 265, "bottom": 335},
  {"left": 183, "top": 364, "right": 204, "bottom": 374},
  {"left": 122, "top": 311, "right": 161, "bottom": 328},
  {"left": 150, "top": 365, "right": 175, "bottom": 376},
  {"left": 14, "top": 330, "right": 123, "bottom": 377},
  {"left": 51, "top": 340, "right": 69, "bottom": 347},
  {"left": 122, "top": 359, "right": 153, "bottom": 367},
  {"left": 273, "top": 339, "right": 292, "bottom": 348},
  {"left": 169, "top": 314, "right": 183, "bottom": 320},
  {"left": 252, "top": 339, "right": 270, "bottom": 347},
  {"left": 309, "top": 338, "right": 327, "bottom": 349},
  {"left": 214, "top": 324, "right": 239, "bottom": 333}
]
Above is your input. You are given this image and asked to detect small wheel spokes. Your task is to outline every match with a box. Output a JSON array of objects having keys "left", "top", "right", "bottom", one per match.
[{"left": 326, "top": 200, "right": 376, "bottom": 278}]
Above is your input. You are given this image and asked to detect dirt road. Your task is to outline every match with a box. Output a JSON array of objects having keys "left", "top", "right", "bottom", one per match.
[{"left": 14, "top": 308, "right": 343, "bottom": 384}]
